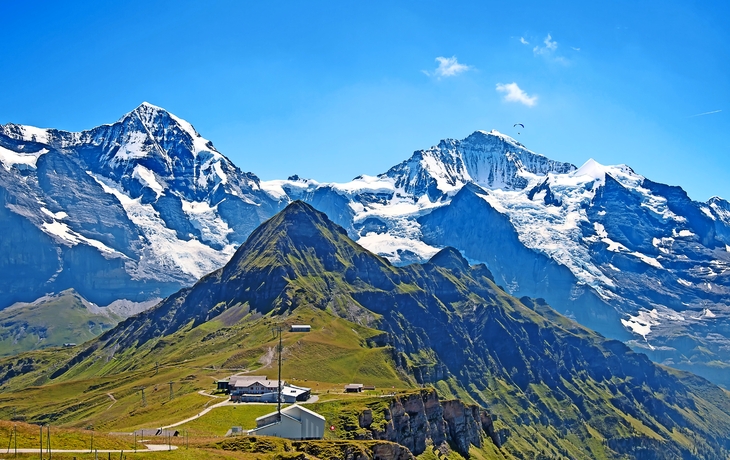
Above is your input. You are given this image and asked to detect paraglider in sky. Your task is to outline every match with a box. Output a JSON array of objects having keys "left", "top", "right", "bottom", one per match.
[{"left": 513, "top": 123, "right": 524, "bottom": 134}]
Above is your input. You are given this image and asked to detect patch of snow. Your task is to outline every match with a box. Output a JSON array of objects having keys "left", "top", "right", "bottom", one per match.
[
  {"left": 653, "top": 237, "right": 674, "bottom": 254},
  {"left": 112, "top": 130, "right": 149, "bottom": 164},
  {"left": 0, "top": 145, "right": 48, "bottom": 170},
  {"left": 631, "top": 252, "right": 663, "bottom": 269},
  {"left": 330, "top": 175, "right": 397, "bottom": 195},
  {"left": 349, "top": 201, "right": 366, "bottom": 214},
  {"left": 41, "top": 220, "right": 125, "bottom": 257},
  {"left": 700, "top": 206, "right": 715, "bottom": 220},
  {"left": 621, "top": 309, "right": 660, "bottom": 338},
  {"left": 594, "top": 222, "right": 608, "bottom": 238},
  {"left": 674, "top": 229, "right": 694, "bottom": 237},
  {"left": 258, "top": 178, "right": 319, "bottom": 200},
  {"left": 677, "top": 278, "right": 693, "bottom": 287},
  {"left": 255, "top": 181, "right": 286, "bottom": 199},
  {"left": 132, "top": 164, "right": 165, "bottom": 198},
  {"left": 41, "top": 207, "right": 68, "bottom": 220},
  {"left": 357, "top": 232, "right": 441, "bottom": 264},
  {"left": 476, "top": 174, "right": 617, "bottom": 290},
  {"left": 604, "top": 239, "right": 627, "bottom": 253},
  {"left": 691, "top": 308, "right": 717, "bottom": 320},
  {"left": 212, "top": 161, "right": 228, "bottom": 184},
  {"left": 88, "top": 172, "right": 235, "bottom": 280},
  {"left": 180, "top": 198, "right": 234, "bottom": 247},
  {"left": 11, "top": 125, "right": 51, "bottom": 144}
]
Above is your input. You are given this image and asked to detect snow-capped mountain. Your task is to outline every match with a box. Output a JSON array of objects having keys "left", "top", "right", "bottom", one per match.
[
  {"left": 2, "top": 104, "right": 729, "bottom": 386},
  {"left": 0, "top": 103, "right": 285, "bottom": 308},
  {"left": 260, "top": 130, "right": 730, "bottom": 385},
  {"left": 382, "top": 130, "right": 575, "bottom": 198}
]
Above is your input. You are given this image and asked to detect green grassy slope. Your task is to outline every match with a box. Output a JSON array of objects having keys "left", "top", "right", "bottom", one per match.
[
  {"left": 0, "top": 289, "right": 122, "bottom": 357},
  {"left": 2, "top": 201, "right": 730, "bottom": 459}
]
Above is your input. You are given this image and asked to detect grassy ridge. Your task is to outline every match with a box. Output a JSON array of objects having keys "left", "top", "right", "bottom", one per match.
[
  {"left": 0, "top": 305, "right": 411, "bottom": 431},
  {"left": 0, "top": 290, "right": 122, "bottom": 357},
  {"left": 3, "top": 202, "right": 730, "bottom": 459}
]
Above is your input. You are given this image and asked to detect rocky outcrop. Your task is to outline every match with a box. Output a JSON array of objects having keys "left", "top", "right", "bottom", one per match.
[
  {"left": 352, "top": 389, "right": 496, "bottom": 457},
  {"left": 216, "top": 436, "right": 414, "bottom": 460}
]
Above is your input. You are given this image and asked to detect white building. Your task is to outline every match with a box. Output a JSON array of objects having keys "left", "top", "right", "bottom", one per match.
[
  {"left": 224, "top": 375, "right": 311, "bottom": 403},
  {"left": 229, "top": 375, "right": 280, "bottom": 395},
  {"left": 247, "top": 404, "right": 325, "bottom": 440}
]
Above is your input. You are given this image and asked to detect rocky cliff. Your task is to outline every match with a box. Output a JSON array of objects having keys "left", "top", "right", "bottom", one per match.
[{"left": 351, "top": 389, "right": 497, "bottom": 457}]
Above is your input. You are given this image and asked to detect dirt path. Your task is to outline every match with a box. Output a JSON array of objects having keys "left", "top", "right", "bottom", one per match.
[
  {"left": 157, "top": 391, "right": 319, "bottom": 430},
  {"left": 106, "top": 392, "right": 118, "bottom": 410},
  {"left": 161, "top": 398, "right": 234, "bottom": 429},
  {"left": 9, "top": 444, "right": 177, "bottom": 454}
]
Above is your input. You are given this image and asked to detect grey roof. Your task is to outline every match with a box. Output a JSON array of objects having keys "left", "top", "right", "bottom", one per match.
[
  {"left": 229, "top": 375, "right": 281, "bottom": 388},
  {"left": 255, "top": 404, "right": 325, "bottom": 423}
]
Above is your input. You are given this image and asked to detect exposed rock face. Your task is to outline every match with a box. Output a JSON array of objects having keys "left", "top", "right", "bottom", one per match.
[
  {"left": 442, "top": 400, "right": 486, "bottom": 454},
  {"left": 217, "top": 436, "right": 414, "bottom": 460},
  {"left": 294, "top": 440, "right": 415, "bottom": 460},
  {"left": 354, "top": 389, "right": 494, "bottom": 457}
]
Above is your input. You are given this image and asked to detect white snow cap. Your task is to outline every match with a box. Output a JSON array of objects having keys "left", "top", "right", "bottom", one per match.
[{"left": 573, "top": 158, "right": 606, "bottom": 182}]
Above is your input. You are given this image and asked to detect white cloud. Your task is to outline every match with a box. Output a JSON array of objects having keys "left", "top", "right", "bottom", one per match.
[
  {"left": 533, "top": 34, "right": 558, "bottom": 56},
  {"left": 520, "top": 37, "right": 529, "bottom": 45},
  {"left": 496, "top": 82, "right": 538, "bottom": 107},
  {"left": 424, "top": 56, "right": 471, "bottom": 78}
]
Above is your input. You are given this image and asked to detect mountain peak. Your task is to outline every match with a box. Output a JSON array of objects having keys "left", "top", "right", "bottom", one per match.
[
  {"left": 253, "top": 200, "right": 349, "bottom": 245},
  {"left": 137, "top": 101, "right": 164, "bottom": 111},
  {"left": 464, "top": 129, "right": 517, "bottom": 145},
  {"left": 123, "top": 101, "right": 174, "bottom": 127},
  {"left": 381, "top": 131, "right": 576, "bottom": 197},
  {"left": 111, "top": 103, "right": 219, "bottom": 163},
  {"left": 427, "top": 246, "right": 470, "bottom": 272},
  {"left": 573, "top": 158, "right": 606, "bottom": 182}
]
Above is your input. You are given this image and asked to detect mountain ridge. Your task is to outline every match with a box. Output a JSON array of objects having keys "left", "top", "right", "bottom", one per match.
[
  {"left": 3, "top": 201, "right": 730, "bottom": 459},
  {"left": 2, "top": 103, "right": 730, "bottom": 389}
]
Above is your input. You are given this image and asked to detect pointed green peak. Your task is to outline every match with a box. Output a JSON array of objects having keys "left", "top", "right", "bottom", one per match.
[
  {"left": 427, "top": 247, "right": 470, "bottom": 272},
  {"left": 256, "top": 200, "right": 348, "bottom": 241}
]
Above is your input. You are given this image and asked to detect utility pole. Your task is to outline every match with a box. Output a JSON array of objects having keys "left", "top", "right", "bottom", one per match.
[
  {"left": 168, "top": 381, "right": 174, "bottom": 400},
  {"left": 133, "top": 387, "right": 147, "bottom": 407},
  {"left": 272, "top": 325, "right": 284, "bottom": 422}
]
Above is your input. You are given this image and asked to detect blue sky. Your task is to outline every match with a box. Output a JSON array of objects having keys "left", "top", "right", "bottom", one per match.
[{"left": 1, "top": 0, "right": 728, "bottom": 201}]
